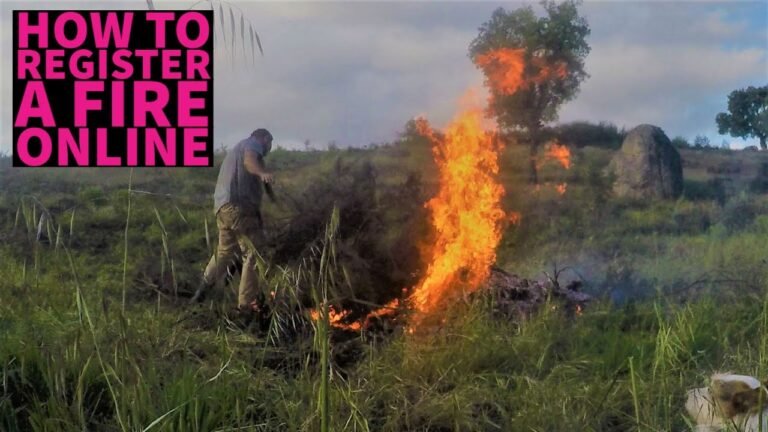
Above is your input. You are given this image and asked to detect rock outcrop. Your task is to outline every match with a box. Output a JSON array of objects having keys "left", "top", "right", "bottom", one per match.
[{"left": 608, "top": 124, "right": 683, "bottom": 199}]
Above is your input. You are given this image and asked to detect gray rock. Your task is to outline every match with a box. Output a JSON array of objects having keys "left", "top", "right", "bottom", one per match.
[{"left": 608, "top": 124, "right": 683, "bottom": 199}]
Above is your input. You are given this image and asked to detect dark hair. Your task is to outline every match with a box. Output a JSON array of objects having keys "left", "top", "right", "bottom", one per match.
[{"left": 252, "top": 128, "right": 273, "bottom": 141}]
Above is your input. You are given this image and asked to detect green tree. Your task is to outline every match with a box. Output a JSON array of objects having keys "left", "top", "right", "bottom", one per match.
[
  {"left": 671, "top": 136, "right": 690, "bottom": 149},
  {"left": 694, "top": 135, "right": 711, "bottom": 148},
  {"left": 716, "top": 85, "right": 768, "bottom": 150},
  {"left": 398, "top": 118, "right": 445, "bottom": 147},
  {"left": 469, "top": 0, "right": 590, "bottom": 183}
]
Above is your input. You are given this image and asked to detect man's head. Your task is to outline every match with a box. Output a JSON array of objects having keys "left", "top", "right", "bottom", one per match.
[{"left": 252, "top": 128, "right": 273, "bottom": 154}]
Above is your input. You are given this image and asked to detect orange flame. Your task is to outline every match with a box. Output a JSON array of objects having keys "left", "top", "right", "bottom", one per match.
[
  {"left": 308, "top": 299, "right": 402, "bottom": 332},
  {"left": 545, "top": 142, "right": 571, "bottom": 170},
  {"left": 405, "top": 48, "right": 567, "bottom": 317},
  {"left": 555, "top": 183, "right": 567, "bottom": 195},
  {"left": 365, "top": 299, "right": 400, "bottom": 321},
  {"left": 475, "top": 48, "right": 568, "bottom": 98},
  {"left": 508, "top": 211, "right": 522, "bottom": 225},
  {"left": 307, "top": 46, "right": 569, "bottom": 329},
  {"left": 408, "top": 97, "right": 506, "bottom": 314},
  {"left": 309, "top": 306, "right": 362, "bottom": 332},
  {"left": 474, "top": 48, "right": 526, "bottom": 95}
]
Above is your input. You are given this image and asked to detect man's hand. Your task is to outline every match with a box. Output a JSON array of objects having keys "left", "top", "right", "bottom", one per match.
[
  {"left": 243, "top": 149, "right": 274, "bottom": 184},
  {"left": 260, "top": 172, "right": 274, "bottom": 184}
]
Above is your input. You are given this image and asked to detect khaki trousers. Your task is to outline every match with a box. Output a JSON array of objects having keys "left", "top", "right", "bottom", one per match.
[{"left": 203, "top": 203, "right": 265, "bottom": 308}]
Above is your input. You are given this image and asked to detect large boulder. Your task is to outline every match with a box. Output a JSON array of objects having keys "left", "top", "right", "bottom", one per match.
[{"left": 608, "top": 124, "right": 683, "bottom": 199}]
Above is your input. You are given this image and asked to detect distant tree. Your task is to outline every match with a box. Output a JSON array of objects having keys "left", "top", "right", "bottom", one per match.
[
  {"left": 469, "top": 0, "right": 591, "bottom": 183},
  {"left": 694, "top": 135, "right": 711, "bottom": 148},
  {"left": 304, "top": 139, "right": 313, "bottom": 151},
  {"left": 671, "top": 136, "right": 690, "bottom": 149},
  {"left": 550, "top": 121, "right": 624, "bottom": 149},
  {"left": 399, "top": 118, "right": 442, "bottom": 146},
  {"left": 716, "top": 86, "right": 768, "bottom": 150}
]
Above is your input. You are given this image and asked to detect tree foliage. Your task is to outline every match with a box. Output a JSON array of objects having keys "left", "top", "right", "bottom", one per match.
[
  {"left": 671, "top": 136, "right": 690, "bottom": 149},
  {"left": 469, "top": 0, "right": 590, "bottom": 182},
  {"left": 694, "top": 135, "right": 711, "bottom": 148},
  {"left": 716, "top": 86, "right": 768, "bottom": 150}
]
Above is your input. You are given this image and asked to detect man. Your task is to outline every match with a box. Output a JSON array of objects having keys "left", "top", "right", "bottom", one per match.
[{"left": 191, "top": 128, "right": 274, "bottom": 312}]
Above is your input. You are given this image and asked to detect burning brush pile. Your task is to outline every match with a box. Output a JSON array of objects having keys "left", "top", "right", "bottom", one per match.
[
  {"left": 396, "top": 48, "right": 582, "bottom": 324},
  {"left": 277, "top": 47, "right": 589, "bottom": 334}
]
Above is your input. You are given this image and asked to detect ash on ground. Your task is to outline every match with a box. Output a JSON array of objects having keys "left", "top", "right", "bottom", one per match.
[{"left": 472, "top": 266, "right": 592, "bottom": 320}]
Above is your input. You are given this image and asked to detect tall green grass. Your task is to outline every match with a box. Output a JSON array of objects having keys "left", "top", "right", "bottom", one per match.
[
  {"left": 3, "top": 146, "right": 768, "bottom": 430},
  {"left": 1, "top": 239, "right": 767, "bottom": 430}
]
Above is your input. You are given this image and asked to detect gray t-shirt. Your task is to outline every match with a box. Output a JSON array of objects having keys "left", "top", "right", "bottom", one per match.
[{"left": 213, "top": 136, "right": 269, "bottom": 215}]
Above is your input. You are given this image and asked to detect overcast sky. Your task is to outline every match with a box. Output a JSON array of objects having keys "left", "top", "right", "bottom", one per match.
[{"left": 1, "top": 0, "right": 766, "bottom": 153}]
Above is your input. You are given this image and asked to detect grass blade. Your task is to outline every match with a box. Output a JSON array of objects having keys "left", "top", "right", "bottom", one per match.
[
  {"left": 122, "top": 168, "right": 133, "bottom": 314},
  {"left": 69, "top": 208, "right": 76, "bottom": 247},
  {"left": 13, "top": 204, "right": 20, "bottom": 231},
  {"left": 141, "top": 401, "right": 189, "bottom": 432}
]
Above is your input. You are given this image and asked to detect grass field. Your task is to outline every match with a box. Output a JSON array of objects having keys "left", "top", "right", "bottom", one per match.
[{"left": 2, "top": 141, "right": 768, "bottom": 431}]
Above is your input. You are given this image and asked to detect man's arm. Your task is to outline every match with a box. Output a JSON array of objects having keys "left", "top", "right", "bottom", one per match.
[{"left": 243, "top": 149, "right": 274, "bottom": 183}]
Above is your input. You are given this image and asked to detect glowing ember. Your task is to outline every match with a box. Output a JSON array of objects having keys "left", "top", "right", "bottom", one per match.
[
  {"left": 308, "top": 299, "right": 401, "bottom": 332},
  {"left": 364, "top": 299, "right": 400, "bottom": 321},
  {"left": 555, "top": 183, "right": 567, "bottom": 195},
  {"left": 544, "top": 142, "right": 571, "bottom": 170},
  {"left": 309, "top": 306, "right": 362, "bottom": 332},
  {"left": 508, "top": 211, "right": 522, "bottom": 225}
]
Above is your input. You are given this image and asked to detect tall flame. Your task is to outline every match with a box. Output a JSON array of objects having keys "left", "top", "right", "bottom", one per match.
[
  {"left": 409, "top": 101, "right": 506, "bottom": 313},
  {"left": 408, "top": 47, "right": 565, "bottom": 316},
  {"left": 311, "top": 48, "right": 570, "bottom": 329}
]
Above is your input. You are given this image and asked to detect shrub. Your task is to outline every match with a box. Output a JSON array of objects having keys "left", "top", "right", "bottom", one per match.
[
  {"left": 548, "top": 121, "right": 626, "bottom": 149},
  {"left": 78, "top": 185, "right": 108, "bottom": 208},
  {"left": 719, "top": 194, "right": 759, "bottom": 232},
  {"left": 706, "top": 160, "right": 742, "bottom": 175},
  {"left": 672, "top": 201, "right": 713, "bottom": 234},
  {"left": 682, "top": 179, "right": 727, "bottom": 204},
  {"left": 750, "top": 162, "right": 768, "bottom": 193}
]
